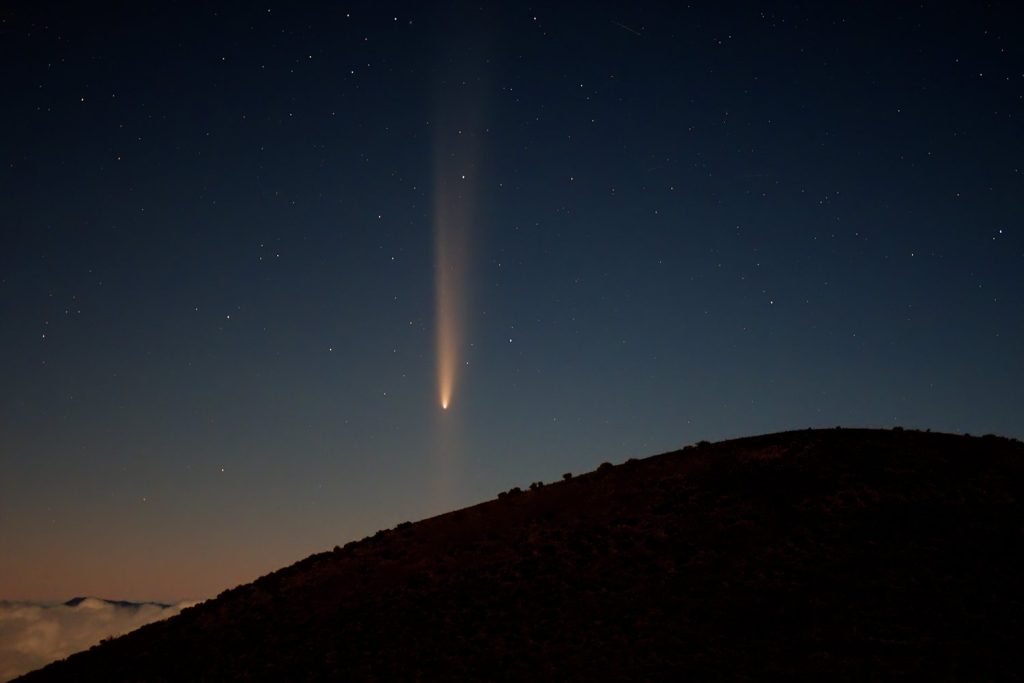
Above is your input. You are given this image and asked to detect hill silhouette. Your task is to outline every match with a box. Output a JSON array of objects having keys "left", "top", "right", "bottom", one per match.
[{"left": 17, "top": 428, "right": 1024, "bottom": 681}]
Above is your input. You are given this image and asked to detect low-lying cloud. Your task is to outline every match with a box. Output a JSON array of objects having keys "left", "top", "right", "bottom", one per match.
[{"left": 0, "top": 597, "right": 194, "bottom": 682}]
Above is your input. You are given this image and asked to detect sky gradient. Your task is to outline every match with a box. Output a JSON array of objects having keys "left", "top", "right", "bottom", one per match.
[{"left": 2, "top": 1, "right": 1022, "bottom": 601}]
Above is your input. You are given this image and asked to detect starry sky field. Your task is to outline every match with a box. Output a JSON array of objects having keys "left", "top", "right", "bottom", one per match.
[{"left": 2, "top": 1, "right": 1022, "bottom": 601}]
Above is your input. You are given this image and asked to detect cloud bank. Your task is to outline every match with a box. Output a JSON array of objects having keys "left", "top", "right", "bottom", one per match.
[{"left": 0, "top": 597, "right": 194, "bottom": 681}]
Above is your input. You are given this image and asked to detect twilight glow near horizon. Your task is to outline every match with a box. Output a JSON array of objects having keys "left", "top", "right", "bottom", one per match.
[{"left": 2, "top": 2, "right": 1022, "bottom": 602}]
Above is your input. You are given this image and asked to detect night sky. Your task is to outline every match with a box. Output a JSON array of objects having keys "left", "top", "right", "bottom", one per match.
[{"left": 2, "top": 1, "right": 1022, "bottom": 602}]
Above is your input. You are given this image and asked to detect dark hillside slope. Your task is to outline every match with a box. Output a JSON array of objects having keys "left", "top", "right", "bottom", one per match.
[{"left": 18, "top": 429, "right": 1024, "bottom": 680}]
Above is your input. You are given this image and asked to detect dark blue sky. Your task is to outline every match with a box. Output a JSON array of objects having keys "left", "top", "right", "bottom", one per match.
[{"left": 2, "top": 1, "right": 1021, "bottom": 600}]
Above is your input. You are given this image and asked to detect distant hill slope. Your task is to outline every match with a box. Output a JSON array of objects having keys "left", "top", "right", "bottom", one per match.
[
  {"left": 18, "top": 428, "right": 1024, "bottom": 681},
  {"left": 61, "top": 597, "right": 173, "bottom": 610}
]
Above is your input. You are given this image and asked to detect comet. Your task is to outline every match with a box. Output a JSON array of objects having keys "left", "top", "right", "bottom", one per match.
[
  {"left": 434, "top": 171, "right": 466, "bottom": 412},
  {"left": 433, "top": 108, "right": 479, "bottom": 413}
]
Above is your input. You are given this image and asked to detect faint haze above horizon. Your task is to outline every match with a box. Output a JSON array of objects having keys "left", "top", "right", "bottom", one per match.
[{"left": 1, "top": 0, "right": 1022, "bottom": 602}]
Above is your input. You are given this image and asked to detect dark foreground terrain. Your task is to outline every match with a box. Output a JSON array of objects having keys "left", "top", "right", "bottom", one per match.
[{"left": 19, "top": 428, "right": 1024, "bottom": 681}]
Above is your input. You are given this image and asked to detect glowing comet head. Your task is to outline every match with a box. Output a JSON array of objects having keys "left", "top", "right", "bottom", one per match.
[{"left": 436, "top": 311, "right": 456, "bottom": 411}]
